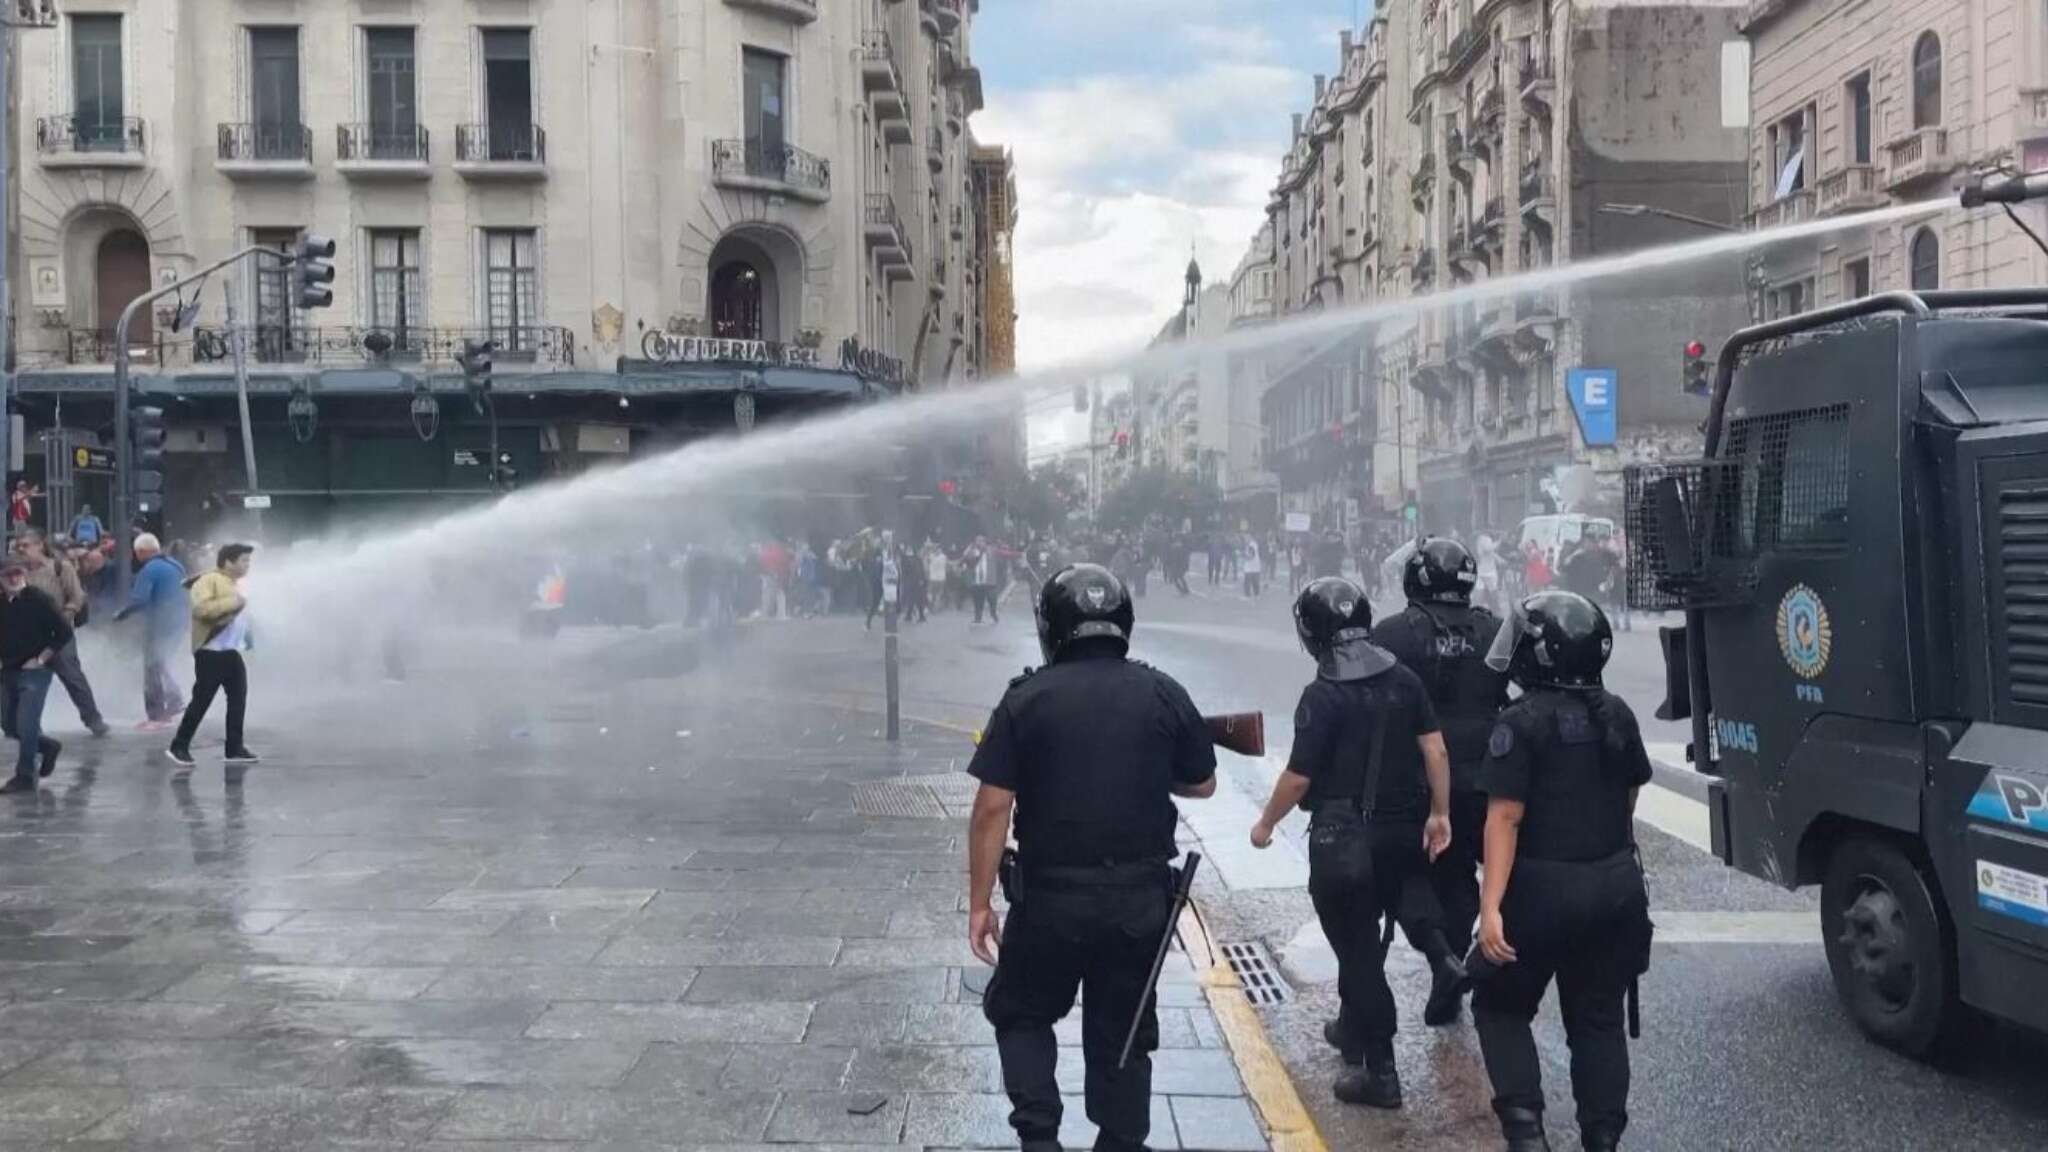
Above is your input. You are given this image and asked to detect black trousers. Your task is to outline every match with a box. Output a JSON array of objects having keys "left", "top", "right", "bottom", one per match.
[
  {"left": 1309, "top": 824, "right": 1447, "bottom": 1055},
  {"left": 1473, "top": 852, "right": 1647, "bottom": 1142},
  {"left": 1429, "top": 787, "right": 1490, "bottom": 957},
  {"left": 985, "top": 868, "right": 1171, "bottom": 1151},
  {"left": 171, "top": 650, "right": 247, "bottom": 755},
  {"left": 971, "top": 585, "right": 999, "bottom": 622}
]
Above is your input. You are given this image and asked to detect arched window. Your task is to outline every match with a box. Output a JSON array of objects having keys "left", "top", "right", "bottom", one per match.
[
  {"left": 1912, "top": 33, "right": 1942, "bottom": 128},
  {"left": 1909, "top": 227, "right": 1940, "bottom": 291}
]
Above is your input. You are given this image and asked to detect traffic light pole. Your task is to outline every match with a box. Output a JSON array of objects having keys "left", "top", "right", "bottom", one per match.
[
  {"left": 223, "top": 266, "right": 262, "bottom": 534},
  {"left": 112, "top": 244, "right": 277, "bottom": 606}
]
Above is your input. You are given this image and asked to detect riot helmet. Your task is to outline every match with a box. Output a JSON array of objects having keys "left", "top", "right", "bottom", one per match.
[
  {"left": 1404, "top": 536, "right": 1477, "bottom": 605},
  {"left": 1485, "top": 589, "right": 1613, "bottom": 690},
  {"left": 1294, "top": 577, "right": 1394, "bottom": 682},
  {"left": 1035, "top": 563, "right": 1134, "bottom": 664}
]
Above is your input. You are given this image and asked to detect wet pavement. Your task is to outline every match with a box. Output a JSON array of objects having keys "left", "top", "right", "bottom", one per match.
[{"left": 0, "top": 629, "right": 1269, "bottom": 1150}]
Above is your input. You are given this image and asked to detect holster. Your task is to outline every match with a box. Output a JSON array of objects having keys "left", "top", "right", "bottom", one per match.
[{"left": 998, "top": 846, "right": 1022, "bottom": 907}]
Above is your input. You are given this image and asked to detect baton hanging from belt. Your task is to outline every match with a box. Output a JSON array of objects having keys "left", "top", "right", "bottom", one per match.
[{"left": 1118, "top": 852, "right": 1202, "bottom": 1070}]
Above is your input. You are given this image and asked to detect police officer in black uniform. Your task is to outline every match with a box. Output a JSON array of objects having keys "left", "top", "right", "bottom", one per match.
[
  {"left": 1250, "top": 577, "right": 1454, "bottom": 1109},
  {"left": 969, "top": 564, "right": 1217, "bottom": 1152},
  {"left": 1371, "top": 537, "right": 1509, "bottom": 1024},
  {"left": 1473, "top": 590, "right": 1654, "bottom": 1152}
]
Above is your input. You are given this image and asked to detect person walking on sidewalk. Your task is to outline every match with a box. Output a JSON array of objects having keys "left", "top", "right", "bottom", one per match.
[
  {"left": 166, "top": 544, "right": 258, "bottom": 768},
  {"left": 0, "top": 558, "right": 70, "bottom": 793},
  {"left": 968, "top": 564, "right": 1216, "bottom": 1152},
  {"left": 15, "top": 532, "right": 107, "bottom": 736},
  {"left": 112, "top": 533, "right": 188, "bottom": 729}
]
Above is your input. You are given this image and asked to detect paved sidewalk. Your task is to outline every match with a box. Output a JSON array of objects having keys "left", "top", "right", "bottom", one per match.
[{"left": 0, "top": 641, "right": 1272, "bottom": 1150}]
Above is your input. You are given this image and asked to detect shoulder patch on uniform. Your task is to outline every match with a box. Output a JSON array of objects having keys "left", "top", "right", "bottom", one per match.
[
  {"left": 1008, "top": 666, "right": 1038, "bottom": 688},
  {"left": 1488, "top": 723, "right": 1514, "bottom": 759},
  {"left": 1295, "top": 699, "right": 1313, "bottom": 730}
]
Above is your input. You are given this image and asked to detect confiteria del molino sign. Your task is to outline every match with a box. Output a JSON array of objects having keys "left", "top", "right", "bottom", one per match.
[{"left": 642, "top": 331, "right": 820, "bottom": 368}]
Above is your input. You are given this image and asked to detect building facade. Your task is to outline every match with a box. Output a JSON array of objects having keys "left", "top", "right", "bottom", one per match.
[
  {"left": 1745, "top": 0, "right": 2048, "bottom": 311},
  {"left": 1221, "top": 220, "right": 1278, "bottom": 524},
  {"left": 9, "top": 0, "right": 1005, "bottom": 537},
  {"left": 1250, "top": 2, "right": 1749, "bottom": 540}
]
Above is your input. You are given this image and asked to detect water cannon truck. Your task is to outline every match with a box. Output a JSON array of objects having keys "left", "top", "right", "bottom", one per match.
[{"left": 1625, "top": 171, "right": 2048, "bottom": 1058}]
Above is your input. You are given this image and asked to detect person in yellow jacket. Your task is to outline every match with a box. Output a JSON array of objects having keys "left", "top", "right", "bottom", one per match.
[{"left": 165, "top": 544, "right": 256, "bottom": 768}]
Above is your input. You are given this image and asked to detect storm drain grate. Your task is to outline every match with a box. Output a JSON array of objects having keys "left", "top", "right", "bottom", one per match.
[
  {"left": 852, "top": 780, "right": 949, "bottom": 819},
  {"left": 1219, "top": 940, "right": 1292, "bottom": 1006}
]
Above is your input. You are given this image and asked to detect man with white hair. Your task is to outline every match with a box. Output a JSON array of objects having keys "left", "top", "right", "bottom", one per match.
[{"left": 111, "top": 533, "right": 187, "bottom": 729}]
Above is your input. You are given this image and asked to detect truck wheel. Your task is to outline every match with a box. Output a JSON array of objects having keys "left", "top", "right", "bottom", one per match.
[{"left": 1820, "top": 837, "right": 1961, "bottom": 1058}]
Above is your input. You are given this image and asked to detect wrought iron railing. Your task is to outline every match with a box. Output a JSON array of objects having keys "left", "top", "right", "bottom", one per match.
[
  {"left": 709, "top": 139, "right": 831, "bottom": 194},
  {"left": 182, "top": 325, "right": 576, "bottom": 367},
  {"left": 218, "top": 122, "right": 311, "bottom": 162},
  {"left": 38, "top": 115, "right": 145, "bottom": 155},
  {"left": 456, "top": 123, "right": 546, "bottom": 163},
  {"left": 337, "top": 123, "right": 429, "bottom": 162}
]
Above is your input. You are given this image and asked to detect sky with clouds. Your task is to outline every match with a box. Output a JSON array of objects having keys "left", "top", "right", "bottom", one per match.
[{"left": 973, "top": 0, "right": 1365, "bottom": 380}]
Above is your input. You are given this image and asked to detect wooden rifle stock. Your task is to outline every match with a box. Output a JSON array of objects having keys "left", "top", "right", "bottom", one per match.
[{"left": 1205, "top": 712, "right": 1265, "bottom": 757}]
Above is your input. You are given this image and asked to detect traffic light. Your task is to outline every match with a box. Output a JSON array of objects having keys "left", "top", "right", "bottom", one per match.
[
  {"left": 1682, "top": 339, "right": 1711, "bottom": 396},
  {"left": 460, "top": 339, "right": 495, "bottom": 412},
  {"left": 130, "top": 406, "right": 166, "bottom": 514},
  {"left": 294, "top": 234, "right": 336, "bottom": 310}
]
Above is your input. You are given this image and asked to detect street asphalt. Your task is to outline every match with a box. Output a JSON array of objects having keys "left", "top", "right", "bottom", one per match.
[{"left": 3, "top": 567, "right": 2044, "bottom": 1150}]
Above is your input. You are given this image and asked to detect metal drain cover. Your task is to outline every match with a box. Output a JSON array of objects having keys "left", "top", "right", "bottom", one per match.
[
  {"left": 1219, "top": 940, "right": 1292, "bottom": 1005},
  {"left": 851, "top": 780, "right": 948, "bottom": 819}
]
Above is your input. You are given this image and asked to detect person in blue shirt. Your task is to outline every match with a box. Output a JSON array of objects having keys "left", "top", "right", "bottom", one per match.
[
  {"left": 68, "top": 505, "right": 103, "bottom": 547},
  {"left": 111, "top": 533, "right": 187, "bottom": 728}
]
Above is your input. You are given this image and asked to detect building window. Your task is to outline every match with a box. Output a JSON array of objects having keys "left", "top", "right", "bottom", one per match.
[
  {"left": 251, "top": 228, "right": 303, "bottom": 362},
  {"left": 1909, "top": 227, "right": 1940, "bottom": 290},
  {"left": 482, "top": 28, "right": 536, "bottom": 160},
  {"left": 1769, "top": 280, "right": 1810, "bottom": 319},
  {"left": 1912, "top": 33, "right": 1942, "bottom": 128},
  {"left": 484, "top": 229, "right": 539, "bottom": 356},
  {"left": 1843, "top": 257, "right": 1871, "bottom": 300},
  {"left": 70, "top": 14, "right": 124, "bottom": 150},
  {"left": 1845, "top": 72, "right": 1871, "bottom": 165},
  {"left": 743, "top": 48, "right": 787, "bottom": 170},
  {"left": 365, "top": 27, "right": 418, "bottom": 158},
  {"left": 711, "top": 261, "right": 763, "bottom": 340},
  {"left": 249, "top": 28, "right": 301, "bottom": 159},
  {"left": 369, "top": 229, "right": 424, "bottom": 352}
]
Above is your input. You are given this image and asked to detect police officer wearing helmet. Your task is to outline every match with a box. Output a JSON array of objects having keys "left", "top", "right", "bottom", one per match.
[
  {"left": 1250, "top": 576, "right": 1454, "bottom": 1109},
  {"left": 969, "top": 563, "right": 1217, "bottom": 1152},
  {"left": 1372, "top": 536, "right": 1509, "bottom": 1025},
  {"left": 1473, "top": 590, "right": 1654, "bottom": 1152}
]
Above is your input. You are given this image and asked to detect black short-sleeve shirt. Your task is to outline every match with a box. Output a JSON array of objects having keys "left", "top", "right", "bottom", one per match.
[
  {"left": 1286, "top": 664, "right": 1440, "bottom": 824},
  {"left": 1483, "top": 689, "right": 1653, "bottom": 862},
  {"left": 968, "top": 653, "right": 1214, "bottom": 865}
]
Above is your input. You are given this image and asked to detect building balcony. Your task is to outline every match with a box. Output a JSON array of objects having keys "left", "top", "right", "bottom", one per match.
[
  {"left": 454, "top": 123, "right": 546, "bottom": 179},
  {"left": 863, "top": 32, "right": 905, "bottom": 112},
  {"left": 1413, "top": 247, "right": 1437, "bottom": 286},
  {"left": 336, "top": 123, "right": 430, "bottom": 178},
  {"left": 1520, "top": 166, "right": 1555, "bottom": 229},
  {"left": 710, "top": 138, "right": 831, "bottom": 203},
  {"left": 215, "top": 121, "right": 312, "bottom": 178},
  {"left": 724, "top": 0, "right": 817, "bottom": 23},
  {"left": 37, "top": 115, "right": 146, "bottom": 168},
  {"left": 2020, "top": 89, "right": 2048, "bottom": 144},
  {"left": 1816, "top": 163, "right": 1882, "bottom": 215},
  {"left": 1885, "top": 126, "right": 1959, "bottom": 191},
  {"left": 1748, "top": 189, "right": 1815, "bottom": 230},
  {"left": 930, "top": 252, "right": 948, "bottom": 298},
  {"left": 1521, "top": 52, "right": 1555, "bottom": 116},
  {"left": 1445, "top": 27, "right": 1485, "bottom": 76},
  {"left": 1475, "top": 197, "right": 1505, "bottom": 250},
  {"left": 927, "top": 127, "right": 946, "bottom": 173},
  {"left": 1479, "top": 84, "right": 1504, "bottom": 132},
  {"left": 1446, "top": 127, "right": 1472, "bottom": 179},
  {"left": 59, "top": 324, "right": 577, "bottom": 369},
  {"left": 946, "top": 90, "right": 965, "bottom": 135},
  {"left": 932, "top": 0, "right": 962, "bottom": 32},
  {"left": 864, "top": 193, "right": 913, "bottom": 272},
  {"left": 919, "top": 0, "right": 940, "bottom": 35},
  {"left": 1411, "top": 153, "right": 1436, "bottom": 208}
]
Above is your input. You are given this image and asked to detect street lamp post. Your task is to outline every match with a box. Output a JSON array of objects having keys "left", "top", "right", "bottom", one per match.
[{"left": 1596, "top": 202, "right": 1738, "bottom": 235}]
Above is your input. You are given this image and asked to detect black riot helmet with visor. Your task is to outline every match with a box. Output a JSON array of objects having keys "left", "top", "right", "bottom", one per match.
[
  {"left": 1294, "top": 576, "right": 1395, "bottom": 682},
  {"left": 1035, "top": 563, "right": 1135, "bottom": 665},
  {"left": 1403, "top": 536, "right": 1478, "bottom": 605},
  {"left": 1485, "top": 589, "right": 1613, "bottom": 690}
]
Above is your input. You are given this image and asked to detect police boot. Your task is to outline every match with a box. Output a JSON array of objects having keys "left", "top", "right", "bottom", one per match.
[
  {"left": 1423, "top": 951, "right": 1468, "bottom": 1026},
  {"left": 1498, "top": 1107, "right": 1551, "bottom": 1152},
  {"left": 1333, "top": 1050, "right": 1402, "bottom": 1110},
  {"left": 1579, "top": 1129, "right": 1621, "bottom": 1152},
  {"left": 1322, "top": 1019, "right": 1365, "bottom": 1066}
]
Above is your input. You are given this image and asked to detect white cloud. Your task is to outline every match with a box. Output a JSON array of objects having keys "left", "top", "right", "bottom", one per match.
[{"left": 978, "top": 60, "right": 1304, "bottom": 374}]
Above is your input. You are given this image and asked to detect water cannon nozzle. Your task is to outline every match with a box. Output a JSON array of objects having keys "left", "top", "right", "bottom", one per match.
[{"left": 1961, "top": 171, "right": 2048, "bottom": 208}]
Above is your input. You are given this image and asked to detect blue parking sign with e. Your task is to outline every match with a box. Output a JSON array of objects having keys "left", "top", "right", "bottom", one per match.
[{"left": 1567, "top": 368, "right": 1618, "bottom": 447}]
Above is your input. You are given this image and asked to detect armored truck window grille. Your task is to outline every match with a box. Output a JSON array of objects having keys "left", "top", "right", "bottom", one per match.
[
  {"left": 1990, "top": 480, "right": 2048, "bottom": 720},
  {"left": 1720, "top": 404, "right": 1851, "bottom": 557}
]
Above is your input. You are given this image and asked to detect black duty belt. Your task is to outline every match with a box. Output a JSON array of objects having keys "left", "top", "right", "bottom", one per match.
[{"left": 1022, "top": 857, "right": 1172, "bottom": 885}]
